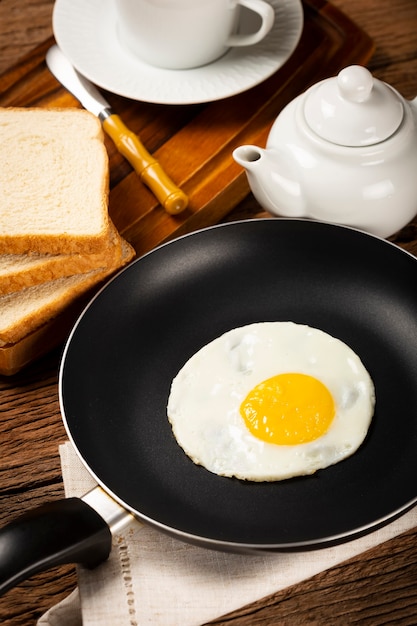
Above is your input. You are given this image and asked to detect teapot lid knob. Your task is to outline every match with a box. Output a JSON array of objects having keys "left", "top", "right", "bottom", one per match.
[
  {"left": 338, "top": 65, "right": 373, "bottom": 103},
  {"left": 303, "top": 65, "right": 404, "bottom": 147}
]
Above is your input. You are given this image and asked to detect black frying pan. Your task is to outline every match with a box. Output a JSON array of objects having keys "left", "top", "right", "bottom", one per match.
[{"left": 2, "top": 219, "right": 417, "bottom": 593}]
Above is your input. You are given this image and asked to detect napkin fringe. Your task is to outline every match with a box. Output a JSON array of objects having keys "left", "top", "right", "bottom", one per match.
[{"left": 116, "top": 536, "right": 139, "bottom": 624}]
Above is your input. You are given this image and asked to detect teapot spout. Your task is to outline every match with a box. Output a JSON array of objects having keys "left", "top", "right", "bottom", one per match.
[
  {"left": 233, "top": 145, "right": 264, "bottom": 165},
  {"left": 233, "top": 145, "right": 305, "bottom": 217}
]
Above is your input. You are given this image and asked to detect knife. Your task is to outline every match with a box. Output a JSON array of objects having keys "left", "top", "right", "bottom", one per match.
[{"left": 45, "top": 45, "right": 188, "bottom": 215}]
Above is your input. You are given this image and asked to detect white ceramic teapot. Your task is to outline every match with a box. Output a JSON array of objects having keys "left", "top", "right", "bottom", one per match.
[{"left": 233, "top": 65, "right": 417, "bottom": 238}]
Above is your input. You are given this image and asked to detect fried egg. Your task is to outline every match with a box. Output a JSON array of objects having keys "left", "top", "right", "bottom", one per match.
[{"left": 167, "top": 322, "right": 375, "bottom": 481}]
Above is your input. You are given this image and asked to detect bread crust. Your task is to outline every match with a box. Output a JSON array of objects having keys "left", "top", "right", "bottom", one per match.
[
  {"left": 0, "top": 223, "right": 122, "bottom": 295},
  {"left": 0, "top": 227, "right": 110, "bottom": 256},
  {"left": 0, "top": 237, "right": 135, "bottom": 347}
]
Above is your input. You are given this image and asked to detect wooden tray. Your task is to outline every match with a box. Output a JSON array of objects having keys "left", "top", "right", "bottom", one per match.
[
  {"left": 0, "top": 0, "right": 373, "bottom": 257},
  {"left": 0, "top": 0, "right": 374, "bottom": 374}
]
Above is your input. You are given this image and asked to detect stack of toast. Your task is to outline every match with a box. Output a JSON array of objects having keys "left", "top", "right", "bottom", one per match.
[{"left": 0, "top": 107, "right": 136, "bottom": 374}]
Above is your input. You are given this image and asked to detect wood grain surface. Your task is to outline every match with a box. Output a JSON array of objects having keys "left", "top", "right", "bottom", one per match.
[
  {"left": 0, "top": 0, "right": 375, "bottom": 261},
  {"left": 1, "top": 0, "right": 417, "bottom": 624}
]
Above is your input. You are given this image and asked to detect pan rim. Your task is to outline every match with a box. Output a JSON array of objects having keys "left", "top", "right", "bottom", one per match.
[
  {"left": 63, "top": 435, "right": 417, "bottom": 551},
  {"left": 59, "top": 218, "right": 417, "bottom": 550}
]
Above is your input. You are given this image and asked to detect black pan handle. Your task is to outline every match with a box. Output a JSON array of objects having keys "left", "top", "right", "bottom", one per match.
[{"left": 0, "top": 497, "right": 112, "bottom": 595}]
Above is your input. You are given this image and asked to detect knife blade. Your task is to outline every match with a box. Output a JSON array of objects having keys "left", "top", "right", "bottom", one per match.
[{"left": 45, "top": 45, "right": 188, "bottom": 215}]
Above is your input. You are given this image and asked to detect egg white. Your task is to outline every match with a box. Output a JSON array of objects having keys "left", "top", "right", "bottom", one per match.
[{"left": 167, "top": 322, "right": 375, "bottom": 481}]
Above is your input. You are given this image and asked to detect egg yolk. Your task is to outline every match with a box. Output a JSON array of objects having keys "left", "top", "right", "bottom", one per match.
[{"left": 240, "top": 373, "right": 335, "bottom": 445}]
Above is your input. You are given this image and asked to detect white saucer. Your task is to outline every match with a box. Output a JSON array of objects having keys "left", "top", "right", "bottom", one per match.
[{"left": 52, "top": 0, "right": 303, "bottom": 105}]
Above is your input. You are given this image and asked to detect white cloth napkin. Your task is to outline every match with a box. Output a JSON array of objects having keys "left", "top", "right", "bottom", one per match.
[{"left": 39, "top": 441, "right": 417, "bottom": 626}]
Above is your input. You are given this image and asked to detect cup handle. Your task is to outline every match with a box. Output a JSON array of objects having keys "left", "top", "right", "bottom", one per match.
[{"left": 227, "top": 0, "right": 275, "bottom": 47}]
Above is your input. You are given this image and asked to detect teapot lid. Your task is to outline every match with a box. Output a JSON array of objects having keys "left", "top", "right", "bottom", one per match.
[{"left": 303, "top": 65, "right": 404, "bottom": 147}]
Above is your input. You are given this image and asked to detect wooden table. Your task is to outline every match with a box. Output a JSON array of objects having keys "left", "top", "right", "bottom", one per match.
[{"left": 1, "top": 1, "right": 417, "bottom": 624}]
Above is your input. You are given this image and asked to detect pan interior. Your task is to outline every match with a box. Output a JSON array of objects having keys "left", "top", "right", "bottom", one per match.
[{"left": 60, "top": 220, "right": 417, "bottom": 549}]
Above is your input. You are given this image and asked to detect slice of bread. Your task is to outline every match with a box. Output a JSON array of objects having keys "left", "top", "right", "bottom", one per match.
[
  {"left": 0, "top": 107, "right": 110, "bottom": 255},
  {"left": 0, "top": 221, "right": 123, "bottom": 296},
  {"left": 0, "top": 238, "right": 135, "bottom": 347}
]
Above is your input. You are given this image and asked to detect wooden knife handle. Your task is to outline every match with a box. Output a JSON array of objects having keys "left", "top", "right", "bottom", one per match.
[{"left": 102, "top": 114, "right": 188, "bottom": 215}]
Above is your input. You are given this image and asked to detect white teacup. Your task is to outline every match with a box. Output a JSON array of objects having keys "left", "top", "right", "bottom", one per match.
[{"left": 115, "top": 0, "right": 275, "bottom": 70}]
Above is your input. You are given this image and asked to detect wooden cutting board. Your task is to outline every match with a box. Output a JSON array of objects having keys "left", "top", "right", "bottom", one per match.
[
  {"left": 0, "top": 0, "right": 373, "bottom": 257},
  {"left": 0, "top": 0, "right": 373, "bottom": 374}
]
